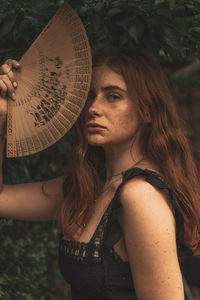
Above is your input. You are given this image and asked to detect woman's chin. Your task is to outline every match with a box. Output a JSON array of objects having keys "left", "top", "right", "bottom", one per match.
[
  {"left": 87, "top": 135, "right": 106, "bottom": 147},
  {"left": 88, "top": 140, "right": 104, "bottom": 147}
]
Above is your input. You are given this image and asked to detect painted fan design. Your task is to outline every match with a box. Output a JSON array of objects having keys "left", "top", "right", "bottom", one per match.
[{"left": 6, "top": 3, "right": 92, "bottom": 157}]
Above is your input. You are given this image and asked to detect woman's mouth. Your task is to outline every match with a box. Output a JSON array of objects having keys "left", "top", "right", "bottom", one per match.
[{"left": 87, "top": 123, "right": 106, "bottom": 133}]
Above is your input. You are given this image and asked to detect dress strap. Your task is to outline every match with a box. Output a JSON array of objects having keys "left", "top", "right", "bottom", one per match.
[{"left": 103, "top": 167, "right": 193, "bottom": 259}]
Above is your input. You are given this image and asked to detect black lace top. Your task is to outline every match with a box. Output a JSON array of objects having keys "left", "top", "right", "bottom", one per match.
[{"left": 58, "top": 168, "right": 192, "bottom": 300}]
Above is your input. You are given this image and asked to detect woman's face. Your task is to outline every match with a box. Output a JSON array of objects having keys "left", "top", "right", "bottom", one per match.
[{"left": 84, "top": 64, "right": 140, "bottom": 150}]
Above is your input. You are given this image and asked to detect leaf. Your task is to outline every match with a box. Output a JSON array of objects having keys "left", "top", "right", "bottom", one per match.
[
  {"left": 116, "top": 15, "right": 134, "bottom": 28},
  {"left": 129, "top": 24, "right": 138, "bottom": 43},
  {"left": 79, "top": 6, "right": 91, "bottom": 14},
  {"left": 0, "top": 48, "right": 13, "bottom": 54},
  {"left": 154, "top": 0, "right": 166, "bottom": 6},
  {"left": 156, "top": 7, "right": 172, "bottom": 19},
  {"left": 94, "top": 2, "right": 104, "bottom": 12},
  {"left": 106, "top": 7, "right": 123, "bottom": 19},
  {"left": 112, "top": 0, "right": 127, "bottom": 7},
  {"left": 135, "top": 19, "right": 145, "bottom": 39},
  {"left": 0, "top": 15, "right": 16, "bottom": 38},
  {"left": 190, "top": 27, "right": 200, "bottom": 33},
  {"left": 50, "top": 162, "right": 57, "bottom": 172},
  {"left": 194, "top": 14, "right": 200, "bottom": 21},
  {"left": 169, "top": 0, "right": 176, "bottom": 10},
  {"left": 163, "top": 26, "right": 185, "bottom": 57},
  {"left": 0, "top": 278, "right": 8, "bottom": 285}
]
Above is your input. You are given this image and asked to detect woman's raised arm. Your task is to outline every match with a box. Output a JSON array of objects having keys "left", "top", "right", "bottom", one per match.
[
  {"left": 0, "top": 176, "right": 65, "bottom": 221},
  {"left": 0, "top": 60, "right": 65, "bottom": 221}
]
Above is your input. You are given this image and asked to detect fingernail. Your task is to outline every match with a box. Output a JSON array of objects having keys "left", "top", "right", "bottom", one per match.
[
  {"left": 16, "top": 63, "right": 20, "bottom": 66},
  {"left": 12, "top": 93, "right": 16, "bottom": 100},
  {"left": 13, "top": 82, "right": 17, "bottom": 88}
]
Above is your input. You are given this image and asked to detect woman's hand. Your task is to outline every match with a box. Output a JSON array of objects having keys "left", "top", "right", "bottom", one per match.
[{"left": 0, "top": 59, "right": 20, "bottom": 116}]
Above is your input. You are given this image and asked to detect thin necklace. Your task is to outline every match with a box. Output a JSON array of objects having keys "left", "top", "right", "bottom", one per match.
[
  {"left": 106, "top": 172, "right": 124, "bottom": 181},
  {"left": 100, "top": 175, "right": 122, "bottom": 195},
  {"left": 96, "top": 157, "right": 145, "bottom": 198},
  {"left": 106, "top": 157, "right": 144, "bottom": 181},
  {"left": 78, "top": 157, "right": 145, "bottom": 229}
]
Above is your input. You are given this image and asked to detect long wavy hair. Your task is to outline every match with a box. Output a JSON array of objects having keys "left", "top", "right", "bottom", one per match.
[{"left": 57, "top": 49, "right": 200, "bottom": 255}]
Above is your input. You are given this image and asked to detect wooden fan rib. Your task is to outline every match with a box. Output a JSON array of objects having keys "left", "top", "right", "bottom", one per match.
[
  {"left": 19, "top": 106, "right": 43, "bottom": 155},
  {"left": 55, "top": 112, "right": 70, "bottom": 130},
  {"left": 6, "top": 100, "right": 16, "bottom": 157},
  {"left": 60, "top": 101, "right": 81, "bottom": 117},
  {"left": 7, "top": 3, "right": 92, "bottom": 157},
  {"left": 16, "top": 83, "right": 38, "bottom": 107},
  {"left": 46, "top": 122, "right": 61, "bottom": 141},
  {"left": 66, "top": 58, "right": 91, "bottom": 70},
  {"left": 22, "top": 91, "right": 65, "bottom": 146},
  {"left": 15, "top": 106, "right": 23, "bottom": 156},
  {"left": 66, "top": 95, "right": 83, "bottom": 108},
  {"left": 25, "top": 114, "right": 76, "bottom": 156},
  {"left": 59, "top": 105, "right": 77, "bottom": 124},
  {"left": 68, "top": 88, "right": 86, "bottom": 100},
  {"left": 23, "top": 4, "right": 69, "bottom": 51},
  {"left": 64, "top": 64, "right": 90, "bottom": 74},
  {"left": 33, "top": 23, "right": 69, "bottom": 50},
  {"left": 16, "top": 105, "right": 33, "bottom": 156},
  {"left": 19, "top": 5, "right": 76, "bottom": 64},
  {"left": 20, "top": 105, "right": 45, "bottom": 155},
  {"left": 51, "top": 116, "right": 66, "bottom": 135},
  {"left": 31, "top": 4, "right": 82, "bottom": 52},
  {"left": 63, "top": 83, "right": 89, "bottom": 93},
  {"left": 67, "top": 74, "right": 90, "bottom": 85}
]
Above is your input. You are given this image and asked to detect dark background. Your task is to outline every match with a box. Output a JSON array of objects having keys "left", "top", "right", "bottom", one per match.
[{"left": 0, "top": 0, "right": 200, "bottom": 299}]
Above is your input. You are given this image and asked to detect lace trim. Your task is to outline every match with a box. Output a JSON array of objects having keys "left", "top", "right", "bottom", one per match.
[{"left": 59, "top": 203, "right": 113, "bottom": 263}]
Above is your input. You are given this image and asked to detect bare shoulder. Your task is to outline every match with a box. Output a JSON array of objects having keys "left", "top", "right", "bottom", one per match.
[
  {"left": 120, "top": 175, "right": 173, "bottom": 213},
  {"left": 120, "top": 175, "right": 176, "bottom": 229},
  {"left": 119, "top": 176, "right": 184, "bottom": 298}
]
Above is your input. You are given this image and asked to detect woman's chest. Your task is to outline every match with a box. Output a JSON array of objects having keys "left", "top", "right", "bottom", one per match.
[{"left": 61, "top": 195, "right": 129, "bottom": 262}]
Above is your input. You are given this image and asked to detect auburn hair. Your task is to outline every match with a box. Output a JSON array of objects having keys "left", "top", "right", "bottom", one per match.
[{"left": 57, "top": 49, "right": 200, "bottom": 256}]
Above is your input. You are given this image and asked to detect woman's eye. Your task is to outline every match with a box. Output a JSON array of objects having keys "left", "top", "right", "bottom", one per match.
[{"left": 107, "top": 94, "right": 121, "bottom": 101}]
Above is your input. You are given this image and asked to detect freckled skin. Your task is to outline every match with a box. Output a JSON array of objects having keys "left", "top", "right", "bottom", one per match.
[
  {"left": 82, "top": 65, "right": 185, "bottom": 299},
  {"left": 85, "top": 64, "right": 140, "bottom": 150}
]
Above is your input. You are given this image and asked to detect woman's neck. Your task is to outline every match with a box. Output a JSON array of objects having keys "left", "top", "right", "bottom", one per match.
[{"left": 104, "top": 144, "right": 144, "bottom": 179}]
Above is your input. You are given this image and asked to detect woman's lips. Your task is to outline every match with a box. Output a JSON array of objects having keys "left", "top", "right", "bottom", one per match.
[
  {"left": 87, "top": 122, "right": 105, "bottom": 133},
  {"left": 87, "top": 125, "right": 105, "bottom": 133}
]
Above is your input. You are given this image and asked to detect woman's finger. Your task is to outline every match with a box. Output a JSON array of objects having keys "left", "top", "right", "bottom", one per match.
[
  {"left": 1, "top": 77, "right": 15, "bottom": 100},
  {"left": 0, "top": 80, "right": 8, "bottom": 99},
  {"left": 11, "top": 59, "right": 20, "bottom": 70},
  {"left": 0, "top": 65, "right": 18, "bottom": 88},
  {"left": 4, "top": 59, "right": 20, "bottom": 70},
  {"left": 0, "top": 63, "right": 11, "bottom": 75},
  {"left": 0, "top": 59, "right": 20, "bottom": 78},
  {"left": 6, "top": 70, "right": 17, "bottom": 88}
]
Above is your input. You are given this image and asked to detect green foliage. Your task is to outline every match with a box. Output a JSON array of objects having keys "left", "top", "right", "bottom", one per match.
[
  {"left": 67, "top": 0, "right": 200, "bottom": 61},
  {"left": 0, "top": 0, "right": 200, "bottom": 299},
  {"left": 1, "top": 0, "right": 200, "bottom": 62},
  {"left": 0, "top": 220, "right": 65, "bottom": 299},
  {"left": 0, "top": 0, "right": 64, "bottom": 61}
]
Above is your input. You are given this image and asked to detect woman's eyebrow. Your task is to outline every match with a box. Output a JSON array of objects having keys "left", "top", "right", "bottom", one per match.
[{"left": 101, "top": 85, "right": 127, "bottom": 93}]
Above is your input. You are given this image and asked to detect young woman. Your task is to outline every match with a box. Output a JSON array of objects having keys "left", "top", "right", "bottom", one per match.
[{"left": 0, "top": 49, "right": 199, "bottom": 300}]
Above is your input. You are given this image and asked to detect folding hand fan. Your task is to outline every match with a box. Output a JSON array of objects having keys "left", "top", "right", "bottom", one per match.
[{"left": 6, "top": 2, "right": 92, "bottom": 157}]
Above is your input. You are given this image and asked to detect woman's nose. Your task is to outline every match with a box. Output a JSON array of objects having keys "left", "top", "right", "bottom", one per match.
[{"left": 87, "top": 95, "right": 102, "bottom": 117}]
